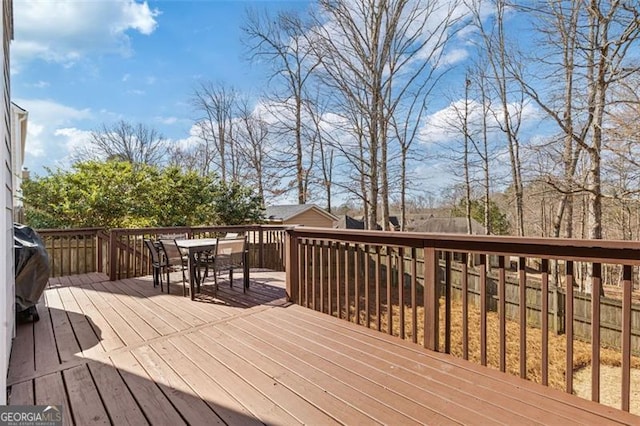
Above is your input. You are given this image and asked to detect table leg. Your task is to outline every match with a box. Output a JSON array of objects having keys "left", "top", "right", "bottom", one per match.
[
  {"left": 244, "top": 250, "right": 249, "bottom": 292},
  {"left": 189, "top": 252, "right": 197, "bottom": 300}
]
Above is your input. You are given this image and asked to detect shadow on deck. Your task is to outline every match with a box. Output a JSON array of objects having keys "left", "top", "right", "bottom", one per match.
[{"left": 6, "top": 271, "right": 639, "bottom": 425}]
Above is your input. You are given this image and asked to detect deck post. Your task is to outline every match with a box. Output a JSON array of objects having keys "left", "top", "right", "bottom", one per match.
[
  {"left": 109, "top": 230, "right": 117, "bottom": 281},
  {"left": 96, "top": 231, "right": 103, "bottom": 273},
  {"left": 285, "top": 227, "right": 299, "bottom": 303},
  {"left": 259, "top": 228, "right": 265, "bottom": 269},
  {"left": 424, "top": 246, "right": 439, "bottom": 351}
]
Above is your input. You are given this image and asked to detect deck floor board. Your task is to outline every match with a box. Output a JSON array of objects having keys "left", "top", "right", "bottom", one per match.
[{"left": 7, "top": 271, "right": 639, "bottom": 425}]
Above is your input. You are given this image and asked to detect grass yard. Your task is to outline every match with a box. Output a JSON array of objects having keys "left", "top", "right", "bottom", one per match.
[{"left": 334, "top": 297, "right": 640, "bottom": 414}]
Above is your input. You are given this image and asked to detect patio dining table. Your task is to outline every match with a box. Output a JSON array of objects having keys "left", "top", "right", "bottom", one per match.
[{"left": 176, "top": 238, "right": 218, "bottom": 300}]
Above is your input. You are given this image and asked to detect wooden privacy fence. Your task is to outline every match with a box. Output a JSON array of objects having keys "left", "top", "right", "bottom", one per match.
[
  {"left": 36, "top": 225, "right": 287, "bottom": 279},
  {"left": 284, "top": 227, "right": 640, "bottom": 413},
  {"left": 444, "top": 264, "right": 640, "bottom": 355}
]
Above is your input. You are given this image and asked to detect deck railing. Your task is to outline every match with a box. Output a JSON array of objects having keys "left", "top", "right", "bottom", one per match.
[
  {"left": 107, "top": 225, "right": 286, "bottom": 280},
  {"left": 284, "top": 227, "right": 640, "bottom": 413},
  {"left": 37, "top": 228, "right": 109, "bottom": 277},
  {"left": 36, "top": 224, "right": 640, "bottom": 413},
  {"left": 36, "top": 225, "right": 287, "bottom": 279}
]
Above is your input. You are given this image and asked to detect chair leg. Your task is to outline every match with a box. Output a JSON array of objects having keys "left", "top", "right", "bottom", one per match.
[
  {"left": 229, "top": 268, "right": 233, "bottom": 288},
  {"left": 243, "top": 264, "right": 248, "bottom": 293},
  {"left": 182, "top": 266, "right": 187, "bottom": 297},
  {"left": 158, "top": 267, "right": 164, "bottom": 292}
]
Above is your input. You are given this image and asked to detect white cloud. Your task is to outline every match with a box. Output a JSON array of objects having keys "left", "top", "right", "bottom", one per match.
[
  {"left": 127, "top": 89, "right": 146, "bottom": 95},
  {"left": 12, "top": 0, "right": 160, "bottom": 68},
  {"left": 55, "top": 128, "right": 93, "bottom": 153},
  {"left": 156, "top": 116, "right": 178, "bottom": 125},
  {"left": 15, "top": 98, "right": 93, "bottom": 170},
  {"left": 15, "top": 98, "right": 92, "bottom": 127},
  {"left": 24, "top": 122, "right": 45, "bottom": 157},
  {"left": 420, "top": 99, "right": 541, "bottom": 145},
  {"left": 438, "top": 48, "right": 469, "bottom": 67},
  {"left": 172, "top": 124, "right": 201, "bottom": 150},
  {"left": 122, "top": 73, "right": 131, "bottom": 82},
  {"left": 27, "top": 80, "right": 50, "bottom": 88}
]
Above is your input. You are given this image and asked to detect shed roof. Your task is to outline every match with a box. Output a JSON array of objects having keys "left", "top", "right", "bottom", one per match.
[{"left": 265, "top": 204, "right": 337, "bottom": 222}]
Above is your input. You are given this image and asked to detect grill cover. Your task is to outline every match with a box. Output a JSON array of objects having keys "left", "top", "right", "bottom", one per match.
[{"left": 14, "top": 223, "right": 50, "bottom": 312}]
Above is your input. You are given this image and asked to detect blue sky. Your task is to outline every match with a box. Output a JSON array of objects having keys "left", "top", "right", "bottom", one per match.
[
  {"left": 12, "top": 0, "right": 312, "bottom": 176},
  {"left": 12, "top": 0, "right": 548, "bottom": 206}
]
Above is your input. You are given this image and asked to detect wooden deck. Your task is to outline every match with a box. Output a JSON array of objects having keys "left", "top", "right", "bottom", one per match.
[{"left": 7, "top": 271, "right": 639, "bottom": 425}]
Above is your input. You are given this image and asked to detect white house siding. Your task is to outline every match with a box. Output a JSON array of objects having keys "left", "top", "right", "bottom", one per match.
[{"left": 1, "top": 0, "right": 12, "bottom": 405}]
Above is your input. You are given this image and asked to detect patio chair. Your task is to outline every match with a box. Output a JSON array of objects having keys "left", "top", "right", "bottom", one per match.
[
  {"left": 144, "top": 239, "right": 166, "bottom": 291},
  {"left": 158, "top": 239, "right": 189, "bottom": 296},
  {"left": 210, "top": 237, "right": 248, "bottom": 294}
]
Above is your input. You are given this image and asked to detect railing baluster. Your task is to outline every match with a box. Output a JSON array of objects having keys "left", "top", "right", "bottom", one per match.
[
  {"left": 109, "top": 231, "right": 117, "bottom": 280},
  {"left": 75, "top": 234, "right": 79, "bottom": 274},
  {"left": 462, "top": 252, "right": 469, "bottom": 360},
  {"left": 126, "top": 234, "right": 132, "bottom": 279},
  {"left": 591, "top": 262, "right": 601, "bottom": 403},
  {"left": 311, "top": 240, "right": 317, "bottom": 311},
  {"left": 355, "top": 244, "right": 360, "bottom": 325},
  {"left": 519, "top": 256, "right": 527, "bottom": 379},
  {"left": 424, "top": 246, "right": 439, "bottom": 351},
  {"left": 66, "top": 235, "right": 72, "bottom": 276},
  {"left": 499, "top": 256, "right": 506, "bottom": 372},
  {"left": 337, "top": 242, "right": 342, "bottom": 319},
  {"left": 327, "top": 241, "right": 333, "bottom": 316},
  {"left": 387, "top": 246, "right": 393, "bottom": 335},
  {"left": 376, "top": 246, "right": 381, "bottom": 331},
  {"left": 51, "top": 236, "right": 57, "bottom": 277},
  {"left": 320, "top": 240, "right": 325, "bottom": 314},
  {"left": 622, "top": 264, "right": 632, "bottom": 412},
  {"left": 444, "top": 251, "right": 451, "bottom": 354},
  {"left": 365, "top": 245, "right": 370, "bottom": 328},
  {"left": 566, "top": 260, "right": 574, "bottom": 394},
  {"left": 541, "top": 258, "right": 549, "bottom": 386},
  {"left": 304, "top": 239, "right": 310, "bottom": 308},
  {"left": 344, "top": 242, "right": 350, "bottom": 322},
  {"left": 297, "top": 238, "right": 303, "bottom": 305},
  {"left": 480, "top": 254, "right": 487, "bottom": 366},
  {"left": 285, "top": 229, "right": 299, "bottom": 304},
  {"left": 399, "top": 247, "right": 405, "bottom": 340},
  {"left": 411, "top": 247, "right": 417, "bottom": 344}
]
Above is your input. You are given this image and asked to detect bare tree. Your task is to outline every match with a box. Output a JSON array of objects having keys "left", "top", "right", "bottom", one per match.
[
  {"left": 514, "top": 1, "right": 588, "bottom": 239},
  {"left": 518, "top": 1, "right": 640, "bottom": 243},
  {"left": 582, "top": 1, "right": 640, "bottom": 240},
  {"left": 234, "top": 98, "right": 284, "bottom": 204},
  {"left": 390, "top": 92, "right": 428, "bottom": 231},
  {"left": 471, "top": 62, "right": 495, "bottom": 235},
  {"left": 243, "top": 9, "right": 320, "bottom": 204},
  {"left": 74, "top": 120, "right": 167, "bottom": 166},
  {"left": 467, "top": 0, "right": 527, "bottom": 236},
  {"left": 311, "top": 0, "right": 461, "bottom": 230},
  {"left": 191, "top": 82, "right": 238, "bottom": 181},
  {"left": 304, "top": 92, "right": 335, "bottom": 212}
]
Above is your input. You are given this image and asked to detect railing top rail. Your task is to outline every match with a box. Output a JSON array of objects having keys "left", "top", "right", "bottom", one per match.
[
  {"left": 109, "top": 224, "right": 290, "bottom": 235},
  {"left": 36, "top": 227, "right": 104, "bottom": 235},
  {"left": 288, "top": 227, "right": 640, "bottom": 264}
]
